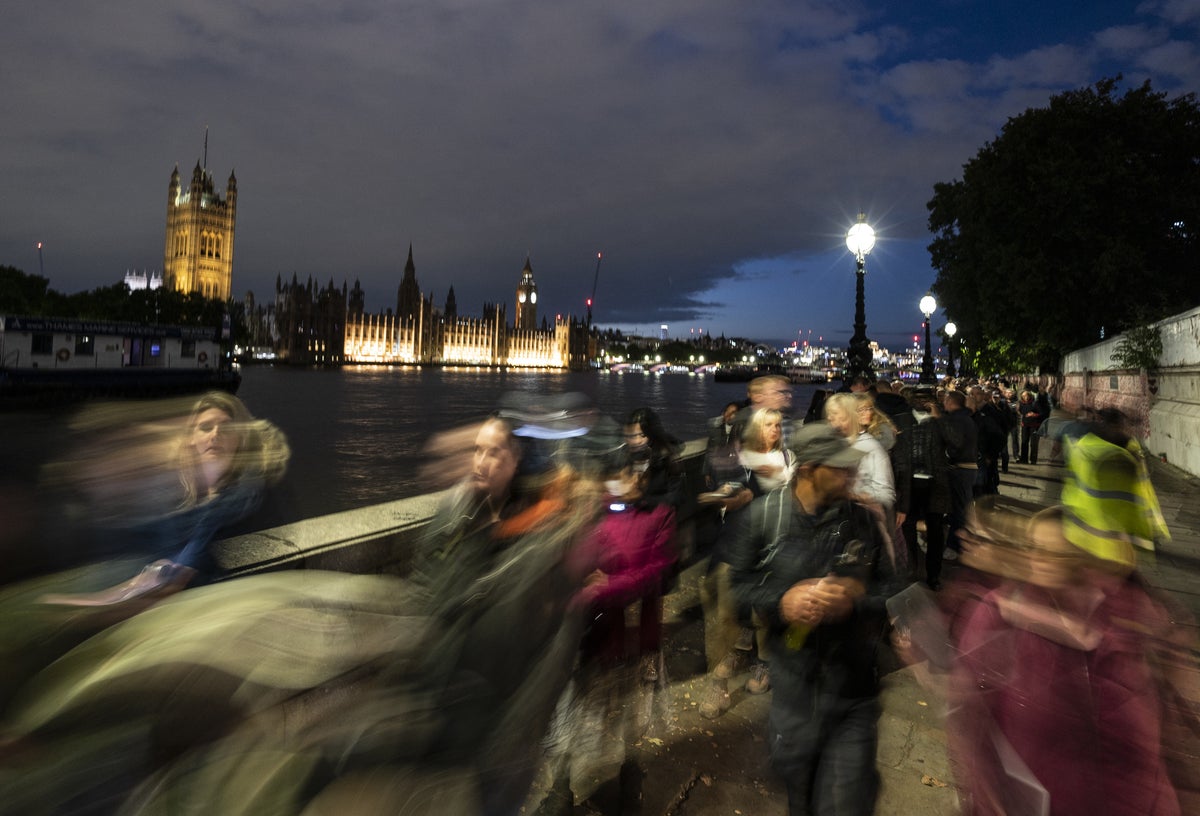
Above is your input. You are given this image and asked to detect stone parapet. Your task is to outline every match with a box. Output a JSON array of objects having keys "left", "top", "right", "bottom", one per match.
[
  {"left": 213, "top": 437, "right": 711, "bottom": 579},
  {"left": 1060, "top": 305, "right": 1200, "bottom": 477}
]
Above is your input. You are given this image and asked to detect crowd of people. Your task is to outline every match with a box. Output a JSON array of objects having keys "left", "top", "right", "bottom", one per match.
[{"left": 0, "top": 376, "right": 1195, "bottom": 816}]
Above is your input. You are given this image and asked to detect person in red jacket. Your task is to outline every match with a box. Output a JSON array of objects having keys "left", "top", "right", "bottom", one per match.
[{"left": 946, "top": 505, "right": 1184, "bottom": 815}]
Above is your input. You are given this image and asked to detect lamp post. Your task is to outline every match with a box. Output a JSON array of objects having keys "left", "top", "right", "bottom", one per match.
[
  {"left": 844, "top": 213, "right": 876, "bottom": 383},
  {"left": 919, "top": 292, "right": 937, "bottom": 384},
  {"left": 944, "top": 321, "right": 957, "bottom": 378}
]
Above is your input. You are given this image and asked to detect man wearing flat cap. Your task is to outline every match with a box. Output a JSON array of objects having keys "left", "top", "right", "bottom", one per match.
[{"left": 728, "top": 421, "right": 898, "bottom": 816}]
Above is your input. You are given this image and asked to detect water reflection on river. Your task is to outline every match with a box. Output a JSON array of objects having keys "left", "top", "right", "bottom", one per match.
[{"left": 235, "top": 365, "right": 823, "bottom": 529}]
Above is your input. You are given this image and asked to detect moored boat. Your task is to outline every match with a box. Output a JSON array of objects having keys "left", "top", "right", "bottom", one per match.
[{"left": 1, "top": 315, "right": 238, "bottom": 408}]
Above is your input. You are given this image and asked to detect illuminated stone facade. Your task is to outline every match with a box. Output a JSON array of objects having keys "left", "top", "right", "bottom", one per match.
[
  {"left": 342, "top": 252, "right": 589, "bottom": 369},
  {"left": 163, "top": 163, "right": 237, "bottom": 300},
  {"left": 344, "top": 310, "right": 429, "bottom": 364},
  {"left": 440, "top": 307, "right": 508, "bottom": 365}
]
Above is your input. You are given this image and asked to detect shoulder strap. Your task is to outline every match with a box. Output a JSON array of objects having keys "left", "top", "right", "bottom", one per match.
[{"left": 752, "top": 486, "right": 791, "bottom": 570}]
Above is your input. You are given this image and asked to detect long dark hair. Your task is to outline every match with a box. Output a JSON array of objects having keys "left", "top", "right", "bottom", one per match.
[
  {"left": 625, "top": 407, "right": 682, "bottom": 456},
  {"left": 624, "top": 407, "right": 683, "bottom": 508}
]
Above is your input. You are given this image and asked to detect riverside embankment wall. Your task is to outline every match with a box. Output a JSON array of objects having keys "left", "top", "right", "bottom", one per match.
[
  {"left": 213, "top": 438, "right": 710, "bottom": 579},
  {"left": 1061, "top": 305, "right": 1200, "bottom": 477}
]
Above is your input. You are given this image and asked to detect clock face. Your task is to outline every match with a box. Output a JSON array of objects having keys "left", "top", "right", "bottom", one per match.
[
  {"left": 519, "top": 292, "right": 526, "bottom": 303},
  {"left": 530, "top": 292, "right": 537, "bottom": 304}
]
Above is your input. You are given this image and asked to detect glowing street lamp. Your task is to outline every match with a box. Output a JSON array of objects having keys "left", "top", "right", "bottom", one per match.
[
  {"left": 919, "top": 292, "right": 938, "bottom": 384},
  {"left": 944, "top": 321, "right": 958, "bottom": 378},
  {"left": 844, "top": 213, "right": 876, "bottom": 383}
]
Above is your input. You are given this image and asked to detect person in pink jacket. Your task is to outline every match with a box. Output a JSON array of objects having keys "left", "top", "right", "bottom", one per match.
[{"left": 537, "top": 465, "right": 678, "bottom": 814}]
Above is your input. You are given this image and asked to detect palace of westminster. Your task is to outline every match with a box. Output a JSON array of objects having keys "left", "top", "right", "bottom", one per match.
[{"left": 147, "top": 161, "right": 592, "bottom": 369}]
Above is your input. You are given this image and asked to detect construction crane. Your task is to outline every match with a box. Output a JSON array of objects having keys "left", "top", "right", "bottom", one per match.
[{"left": 586, "top": 251, "right": 602, "bottom": 329}]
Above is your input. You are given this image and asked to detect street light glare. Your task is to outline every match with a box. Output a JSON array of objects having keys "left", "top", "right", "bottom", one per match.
[
  {"left": 945, "top": 321, "right": 957, "bottom": 337},
  {"left": 846, "top": 216, "right": 876, "bottom": 258},
  {"left": 920, "top": 293, "right": 937, "bottom": 317}
]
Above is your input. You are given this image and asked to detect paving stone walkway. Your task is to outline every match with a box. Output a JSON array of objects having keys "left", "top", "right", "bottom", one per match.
[{"left": 521, "top": 455, "right": 1200, "bottom": 815}]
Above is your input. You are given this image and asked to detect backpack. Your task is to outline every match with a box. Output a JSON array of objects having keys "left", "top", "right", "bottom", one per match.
[{"left": 748, "top": 488, "right": 888, "bottom": 574}]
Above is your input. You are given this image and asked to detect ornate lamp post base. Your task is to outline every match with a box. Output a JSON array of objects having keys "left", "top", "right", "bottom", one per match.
[{"left": 845, "top": 336, "right": 874, "bottom": 383}]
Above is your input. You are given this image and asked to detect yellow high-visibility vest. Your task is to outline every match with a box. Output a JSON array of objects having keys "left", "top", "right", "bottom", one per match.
[{"left": 1061, "top": 433, "right": 1169, "bottom": 567}]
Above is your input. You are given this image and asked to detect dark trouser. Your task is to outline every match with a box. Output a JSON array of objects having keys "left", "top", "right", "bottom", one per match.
[
  {"left": 768, "top": 686, "right": 880, "bottom": 816},
  {"left": 972, "top": 460, "right": 993, "bottom": 496},
  {"left": 1020, "top": 426, "right": 1041, "bottom": 463},
  {"left": 639, "top": 592, "right": 663, "bottom": 654},
  {"left": 902, "top": 478, "right": 945, "bottom": 586},
  {"left": 947, "top": 467, "right": 975, "bottom": 554},
  {"left": 583, "top": 591, "right": 663, "bottom": 663}
]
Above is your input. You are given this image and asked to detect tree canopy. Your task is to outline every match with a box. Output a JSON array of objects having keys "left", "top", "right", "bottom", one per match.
[
  {"left": 927, "top": 77, "right": 1200, "bottom": 372},
  {"left": 1, "top": 265, "right": 245, "bottom": 343}
]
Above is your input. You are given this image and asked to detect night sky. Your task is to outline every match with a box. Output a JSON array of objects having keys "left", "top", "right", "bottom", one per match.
[{"left": 3, "top": 1, "right": 1197, "bottom": 349}]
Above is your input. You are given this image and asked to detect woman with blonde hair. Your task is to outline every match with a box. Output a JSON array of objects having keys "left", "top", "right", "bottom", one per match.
[
  {"left": 176, "top": 391, "right": 289, "bottom": 507},
  {"left": 718, "top": 406, "right": 793, "bottom": 699},
  {"left": 45, "top": 391, "right": 290, "bottom": 604},
  {"left": 824, "top": 392, "right": 896, "bottom": 520},
  {"left": 167, "top": 391, "right": 290, "bottom": 568},
  {"left": 854, "top": 391, "right": 898, "bottom": 451},
  {"left": 739, "top": 407, "right": 792, "bottom": 493}
]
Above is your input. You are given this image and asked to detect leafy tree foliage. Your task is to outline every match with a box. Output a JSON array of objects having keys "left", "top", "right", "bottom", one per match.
[
  {"left": 927, "top": 78, "right": 1200, "bottom": 371},
  {"left": 0, "top": 265, "right": 51, "bottom": 314},
  {"left": 1111, "top": 323, "right": 1164, "bottom": 372},
  {"left": 0, "top": 266, "right": 246, "bottom": 344}
]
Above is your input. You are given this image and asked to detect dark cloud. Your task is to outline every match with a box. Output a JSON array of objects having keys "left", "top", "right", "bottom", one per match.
[{"left": 2, "top": 1, "right": 1198, "bottom": 346}]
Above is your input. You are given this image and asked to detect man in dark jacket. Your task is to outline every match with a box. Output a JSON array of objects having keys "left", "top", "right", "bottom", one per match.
[
  {"left": 728, "top": 422, "right": 897, "bottom": 816},
  {"left": 967, "top": 386, "right": 1007, "bottom": 494},
  {"left": 990, "top": 389, "right": 1019, "bottom": 472},
  {"left": 941, "top": 390, "right": 978, "bottom": 560},
  {"left": 896, "top": 387, "right": 952, "bottom": 589}
]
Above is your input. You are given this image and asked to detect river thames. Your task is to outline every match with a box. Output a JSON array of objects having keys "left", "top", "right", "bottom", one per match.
[
  {"left": 0, "top": 366, "right": 824, "bottom": 539},
  {"left": 232, "top": 365, "right": 824, "bottom": 529}
]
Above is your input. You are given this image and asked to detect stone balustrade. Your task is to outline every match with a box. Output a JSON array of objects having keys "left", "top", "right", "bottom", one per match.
[{"left": 212, "top": 438, "right": 711, "bottom": 578}]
